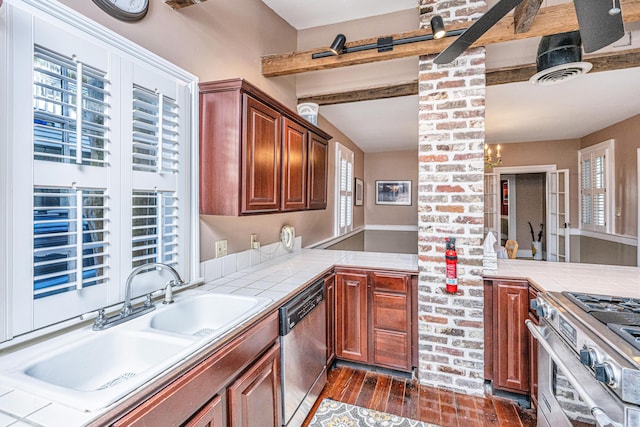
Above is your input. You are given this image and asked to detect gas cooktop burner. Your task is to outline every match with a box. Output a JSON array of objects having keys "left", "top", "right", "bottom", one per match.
[
  {"left": 563, "top": 292, "right": 640, "bottom": 314},
  {"left": 609, "top": 324, "right": 640, "bottom": 350},
  {"left": 563, "top": 291, "right": 640, "bottom": 351}
]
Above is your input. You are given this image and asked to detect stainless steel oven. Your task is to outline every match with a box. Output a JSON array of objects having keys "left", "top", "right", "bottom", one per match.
[{"left": 527, "top": 292, "right": 640, "bottom": 427}]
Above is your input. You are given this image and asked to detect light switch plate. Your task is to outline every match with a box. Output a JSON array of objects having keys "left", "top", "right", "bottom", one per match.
[{"left": 215, "top": 240, "right": 228, "bottom": 258}]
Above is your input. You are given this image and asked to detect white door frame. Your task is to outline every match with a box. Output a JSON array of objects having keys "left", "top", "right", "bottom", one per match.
[
  {"left": 637, "top": 149, "right": 640, "bottom": 267},
  {"left": 493, "top": 164, "right": 557, "bottom": 259}
]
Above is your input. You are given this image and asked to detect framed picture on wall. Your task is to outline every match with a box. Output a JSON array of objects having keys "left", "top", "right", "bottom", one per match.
[
  {"left": 375, "top": 180, "right": 412, "bottom": 205},
  {"left": 354, "top": 178, "right": 363, "bottom": 206}
]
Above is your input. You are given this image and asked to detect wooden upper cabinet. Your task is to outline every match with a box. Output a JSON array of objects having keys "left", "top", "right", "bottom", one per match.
[
  {"left": 307, "top": 132, "right": 328, "bottom": 210},
  {"left": 281, "top": 117, "right": 307, "bottom": 211},
  {"left": 243, "top": 95, "right": 281, "bottom": 213},
  {"left": 199, "top": 79, "right": 331, "bottom": 216}
]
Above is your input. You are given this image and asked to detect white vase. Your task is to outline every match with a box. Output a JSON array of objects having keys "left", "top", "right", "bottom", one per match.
[{"left": 532, "top": 241, "right": 543, "bottom": 260}]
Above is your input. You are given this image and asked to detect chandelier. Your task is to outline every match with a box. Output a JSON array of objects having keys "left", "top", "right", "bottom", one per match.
[{"left": 484, "top": 144, "right": 502, "bottom": 168}]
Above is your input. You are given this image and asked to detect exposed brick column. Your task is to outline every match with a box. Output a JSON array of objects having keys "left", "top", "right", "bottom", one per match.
[{"left": 416, "top": 0, "right": 487, "bottom": 394}]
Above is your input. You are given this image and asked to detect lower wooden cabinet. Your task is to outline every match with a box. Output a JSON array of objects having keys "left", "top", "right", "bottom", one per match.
[
  {"left": 325, "top": 274, "right": 336, "bottom": 366},
  {"left": 335, "top": 269, "right": 415, "bottom": 372},
  {"left": 336, "top": 271, "right": 368, "bottom": 363},
  {"left": 113, "top": 312, "right": 281, "bottom": 427},
  {"left": 184, "top": 394, "right": 225, "bottom": 427},
  {"left": 484, "top": 278, "right": 530, "bottom": 394},
  {"left": 228, "top": 344, "right": 281, "bottom": 427}
]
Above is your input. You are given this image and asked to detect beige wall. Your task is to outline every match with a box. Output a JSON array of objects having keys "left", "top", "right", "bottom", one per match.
[
  {"left": 582, "top": 114, "right": 640, "bottom": 236},
  {"left": 364, "top": 150, "right": 419, "bottom": 226},
  {"left": 58, "top": 0, "right": 365, "bottom": 261}
]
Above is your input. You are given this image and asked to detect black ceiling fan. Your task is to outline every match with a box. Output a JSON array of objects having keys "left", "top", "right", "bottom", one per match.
[{"left": 433, "top": 0, "right": 625, "bottom": 64}]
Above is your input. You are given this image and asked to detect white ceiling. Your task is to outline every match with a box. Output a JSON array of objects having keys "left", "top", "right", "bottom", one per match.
[
  {"left": 262, "top": 0, "right": 640, "bottom": 152},
  {"left": 261, "top": 0, "right": 417, "bottom": 30}
]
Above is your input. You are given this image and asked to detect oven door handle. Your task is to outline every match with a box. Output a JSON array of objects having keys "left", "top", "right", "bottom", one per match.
[{"left": 525, "top": 320, "right": 623, "bottom": 427}]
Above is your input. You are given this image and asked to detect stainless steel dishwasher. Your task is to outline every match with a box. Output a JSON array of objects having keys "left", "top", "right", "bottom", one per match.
[{"left": 279, "top": 278, "right": 327, "bottom": 427}]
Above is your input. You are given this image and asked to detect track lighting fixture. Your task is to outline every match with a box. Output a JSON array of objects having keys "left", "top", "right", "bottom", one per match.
[
  {"left": 311, "top": 25, "right": 465, "bottom": 59},
  {"left": 430, "top": 15, "right": 446, "bottom": 39},
  {"left": 329, "top": 34, "right": 347, "bottom": 55}
]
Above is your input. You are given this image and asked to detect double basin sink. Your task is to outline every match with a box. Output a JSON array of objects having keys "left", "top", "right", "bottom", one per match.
[{"left": 0, "top": 290, "right": 272, "bottom": 412}]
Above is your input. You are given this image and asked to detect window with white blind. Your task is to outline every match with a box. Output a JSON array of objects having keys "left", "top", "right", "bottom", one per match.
[
  {"left": 335, "top": 142, "right": 354, "bottom": 236},
  {"left": 2, "top": 2, "right": 198, "bottom": 340},
  {"left": 579, "top": 140, "right": 614, "bottom": 234}
]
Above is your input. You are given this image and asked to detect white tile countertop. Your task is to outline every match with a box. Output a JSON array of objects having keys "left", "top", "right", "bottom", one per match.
[
  {"left": 0, "top": 248, "right": 418, "bottom": 427},
  {"left": 485, "top": 259, "right": 640, "bottom": 299},
  {"left": 3, "top": 249, "right": 638, "bottom": 427}
]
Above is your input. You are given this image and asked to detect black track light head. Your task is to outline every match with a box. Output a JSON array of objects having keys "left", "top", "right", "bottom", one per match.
[
  {"left": 430, "top": 15, "right": 446, "bottom": 39},
  {"left": 329, "top": 33, "right": 347, "bottom": 55}
]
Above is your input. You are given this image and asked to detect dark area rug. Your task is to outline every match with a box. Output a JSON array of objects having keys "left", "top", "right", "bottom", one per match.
[{"left": 308, "top": 398, "right": 441, "bottom": 427}]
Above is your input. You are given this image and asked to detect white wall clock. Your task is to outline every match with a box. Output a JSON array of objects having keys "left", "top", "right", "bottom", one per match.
[{"left": 91, "top": 0, "right": 149, "bottom": 22}]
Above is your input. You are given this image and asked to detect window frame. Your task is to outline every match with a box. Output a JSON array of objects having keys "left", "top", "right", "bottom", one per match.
[
  {"left": 335, "top": 142, "right": 354, "bottom": 236},
  {"left": 1, "top": 0, "right": 200, "bottom": 342},
  {"left": 578, "top": 139, "right": 615, "bottom": 234}
]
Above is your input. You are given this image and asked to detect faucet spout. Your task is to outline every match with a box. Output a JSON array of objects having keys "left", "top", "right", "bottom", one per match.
[
  {"left": 93, "top": 262, "right": 184, "bottom": 331},
  {"left": 121, "top": 262, "right": 184, "bottom": 315}
]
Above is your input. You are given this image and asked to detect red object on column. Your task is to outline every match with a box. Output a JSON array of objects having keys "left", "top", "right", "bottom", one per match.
[{"left": 445, "top": 237, "right": 458, "bottom": 293}]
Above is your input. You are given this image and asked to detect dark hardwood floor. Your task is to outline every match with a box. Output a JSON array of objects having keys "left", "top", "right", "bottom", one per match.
[{"left": 302, "top": 365, "right": 537, "bottom": 426}]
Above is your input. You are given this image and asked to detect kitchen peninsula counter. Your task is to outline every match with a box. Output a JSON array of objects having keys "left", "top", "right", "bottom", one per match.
[{"left": 484, "top": 259, "right": 640, "bottom": 298}]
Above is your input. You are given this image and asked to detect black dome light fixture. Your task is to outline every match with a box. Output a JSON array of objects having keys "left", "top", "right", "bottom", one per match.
[{"left": 529, "top": 31, "right": 593, "bottom": 85}]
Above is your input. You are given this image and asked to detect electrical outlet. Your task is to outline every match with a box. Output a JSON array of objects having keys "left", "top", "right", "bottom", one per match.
[
  {"left": 215, "top": 240, "right": 228, "bottom": 258},
  {"left": 250, "top": 233, "right": 260, "bottom": 249}
]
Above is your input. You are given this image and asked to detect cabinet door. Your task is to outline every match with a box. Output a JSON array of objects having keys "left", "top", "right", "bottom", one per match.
[
  {"left": 493, "top": 280, "right": 530, "bottom": 393},
  {"left": 242, "top": 95, "right": 281, "bottom": 213},
  {"left": 528, "top": 286, "right": 539, "bottom": 407},
  {"left": 528, "top": 312, "right": 539, "bottom": 407},
  {"left": 325, "top": 274, "right": 336, "bottom": 366},
  {"left": 370, "top": 273, "right": 412, "bottom": 372},
  {"left": 281, "top": 118, "right": 307, "bottom": 211},
  {"left": 228, "top": 343, "right": 281, "bottom": 427},
  {"left": 184, "top": 394, "right": 225, "bottom": 427},
  {"left": 336, "top": 272, "right": 368, "bottom": 363},
  {"left": 307, "top": 132, "right": 328, "bottom": 210}
]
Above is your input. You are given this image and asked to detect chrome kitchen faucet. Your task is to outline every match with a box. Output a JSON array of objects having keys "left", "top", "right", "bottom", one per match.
[{"left": 93, "top": 262, "right": 185, "bottom": 331}]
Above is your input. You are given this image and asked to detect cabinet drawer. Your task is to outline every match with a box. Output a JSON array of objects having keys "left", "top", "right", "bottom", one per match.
[
  {"left": 372, "top": 330, "right": 410, "bottom": 371},
  {"left": 371, "top": 273, "right": 408, "bottom": 293},
  {"left": 372, "top": 293, "right": 408, "bottom": 331}
]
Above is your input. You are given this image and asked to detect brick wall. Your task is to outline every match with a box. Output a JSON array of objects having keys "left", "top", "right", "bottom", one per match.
[{"left": 416, "top": 0, "right": 487, "bottom": 394}]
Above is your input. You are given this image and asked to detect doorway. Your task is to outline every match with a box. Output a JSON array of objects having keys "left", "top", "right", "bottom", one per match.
[
  {"left": 486, "top": 164, "right": 567, "bottom": 261},
  {"left": 503, "top": 173, "right": 546, "bottom": 258}
]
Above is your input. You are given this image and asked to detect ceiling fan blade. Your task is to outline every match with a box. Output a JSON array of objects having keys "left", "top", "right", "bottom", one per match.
[
  {"left": 574, "top": 0, "right": 625, "bottom": 53},
  {"left": 433, "top": 0, "right": 526, "bottom": 64}
]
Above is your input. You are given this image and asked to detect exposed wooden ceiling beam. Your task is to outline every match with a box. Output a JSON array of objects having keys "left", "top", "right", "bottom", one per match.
[
  {"left": 262, "top": 0, "right": 640, "bottom": 77},
  {"left": 298, "top": 81, "right": 418, "bottom": 105},
  {"left": 513, "top": 0, "right": 543, "bottom": 33},
  {"left": 298, "top": 47, "right": 640, "bottom": 105}
]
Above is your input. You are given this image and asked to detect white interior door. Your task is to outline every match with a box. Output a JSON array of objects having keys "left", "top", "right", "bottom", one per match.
[
  {"left": 547, "top": 169, "right": 570, "bottom": 262},
  {"left": 484, "top": 173, "right": 500, "bottom": 243}
]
